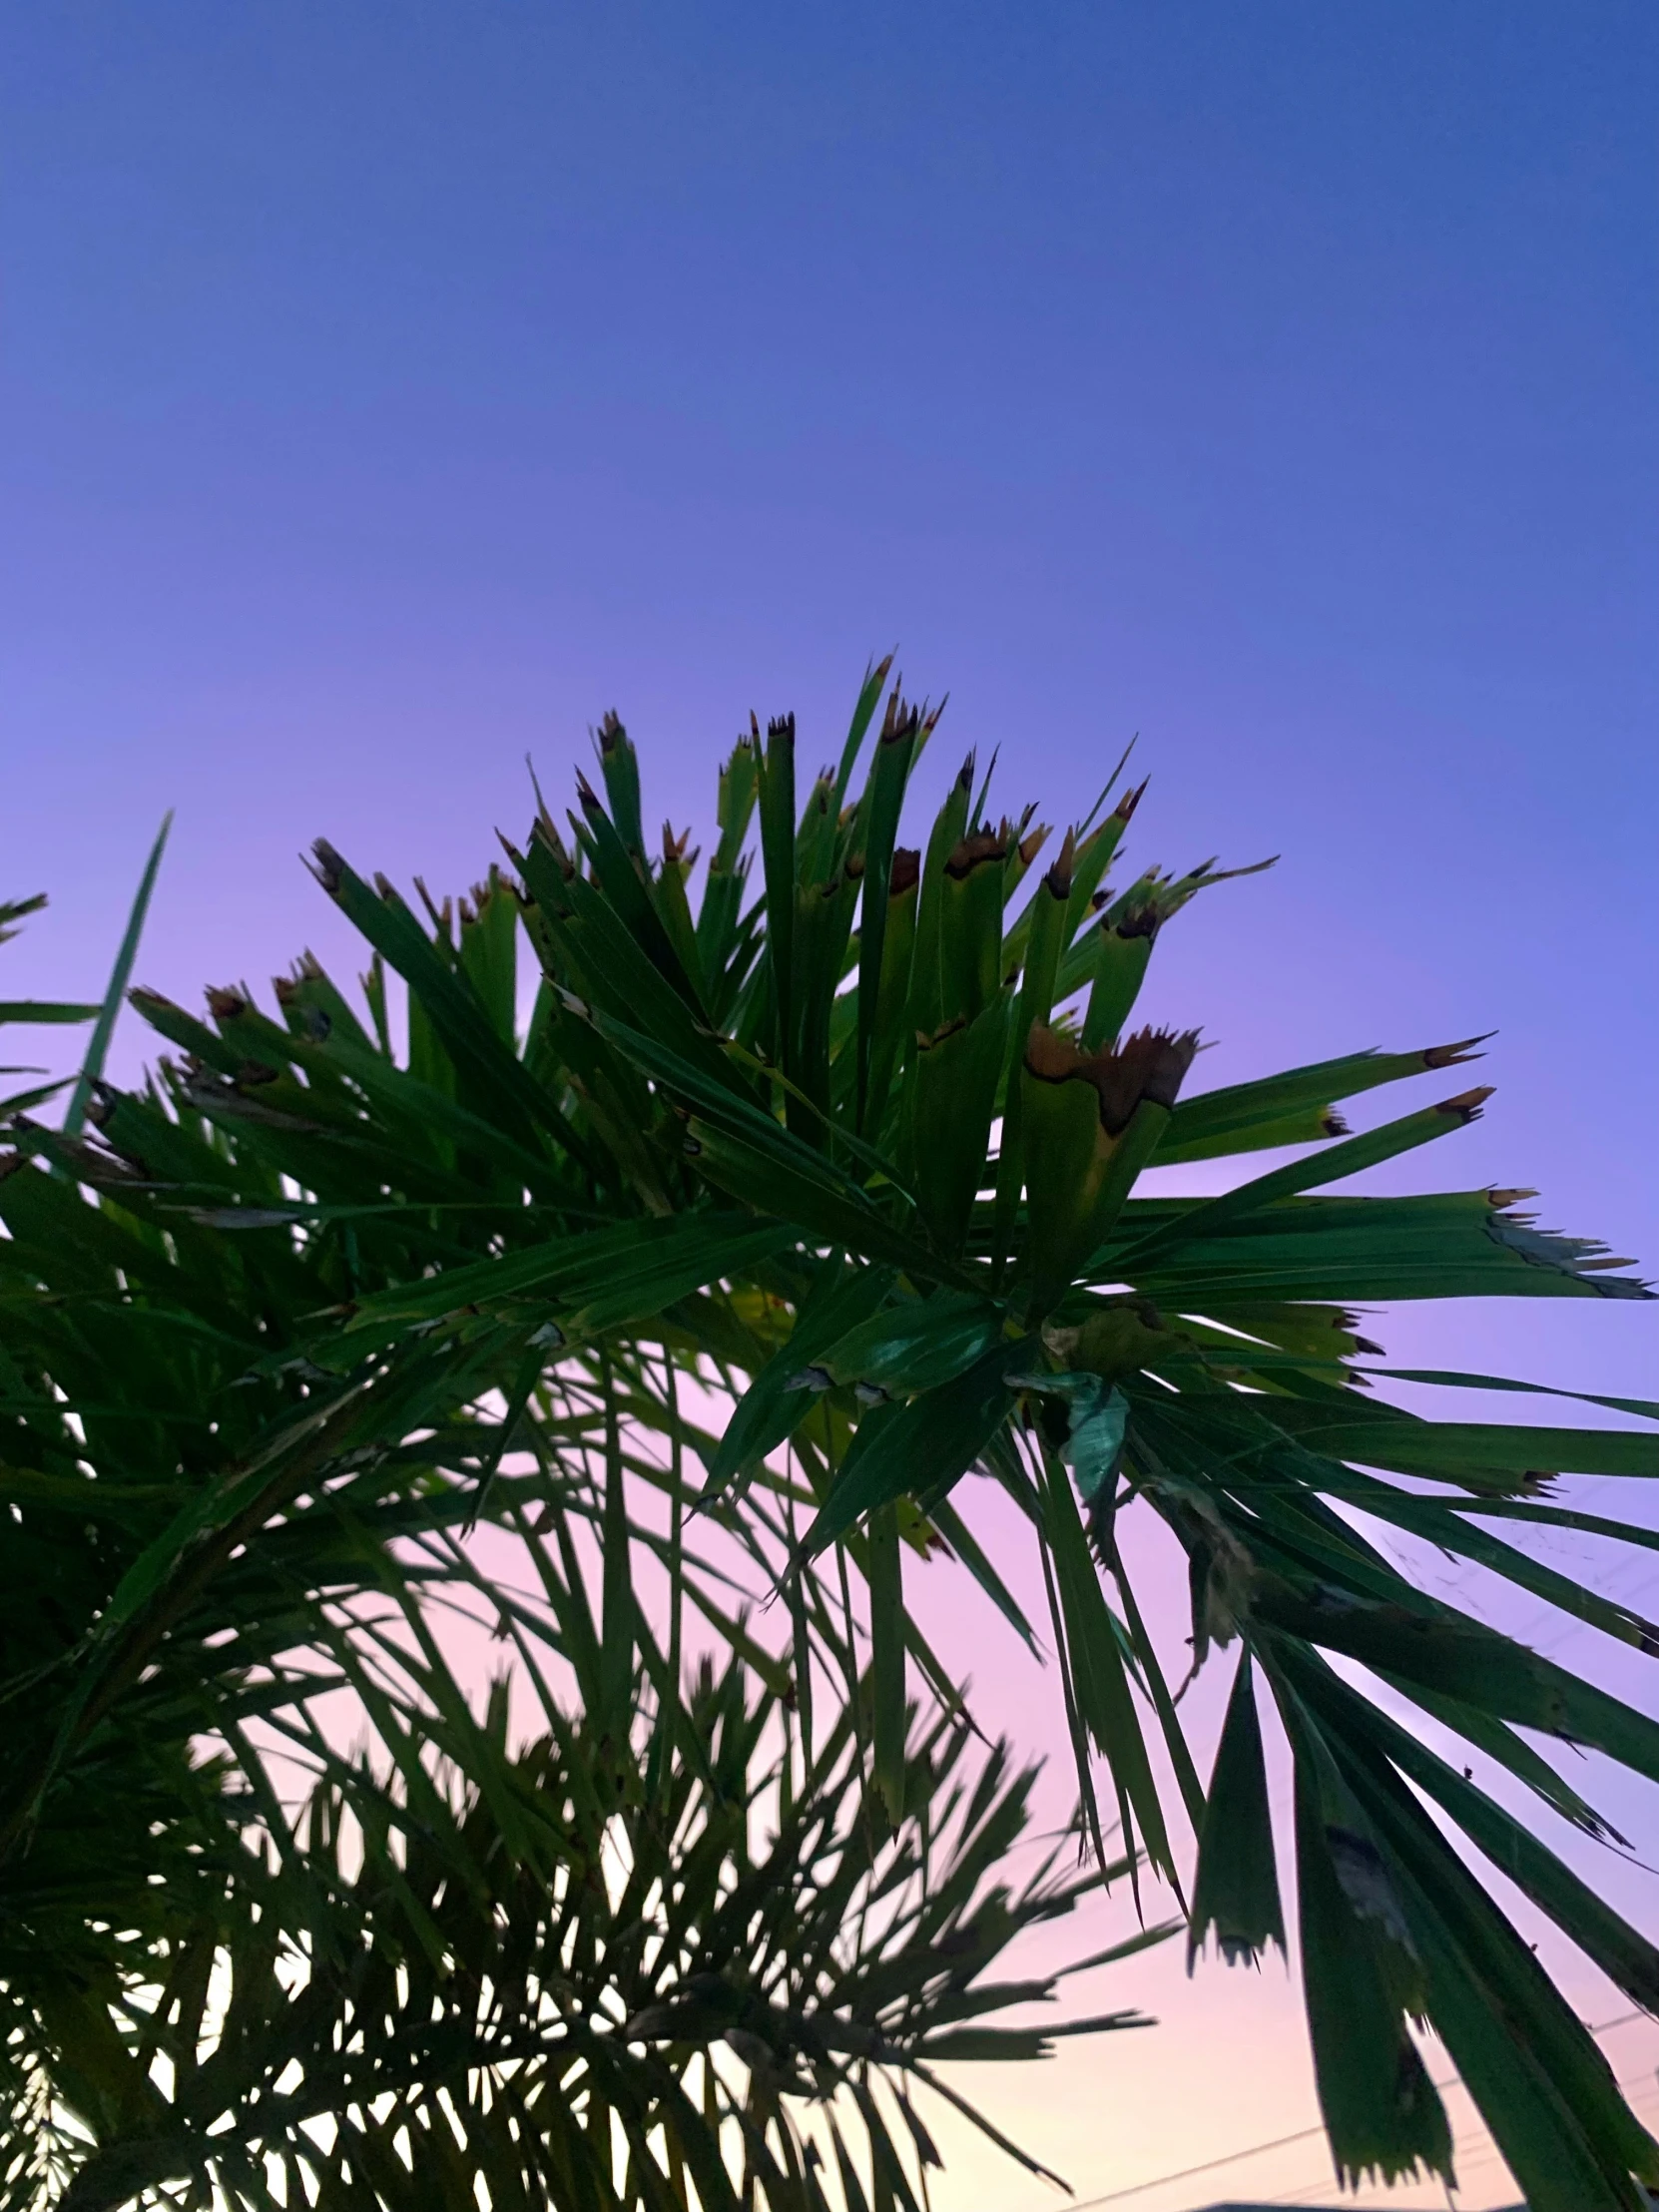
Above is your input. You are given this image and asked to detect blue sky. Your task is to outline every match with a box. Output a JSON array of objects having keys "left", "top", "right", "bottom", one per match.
[{"left": 4, "top": 6, "right": 1656, "bottom": 2202}]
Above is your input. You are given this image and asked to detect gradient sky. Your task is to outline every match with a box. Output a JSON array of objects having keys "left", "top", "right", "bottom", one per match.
[{"left": 5, "top": 7, "right": 1657, "bottom": 2205}]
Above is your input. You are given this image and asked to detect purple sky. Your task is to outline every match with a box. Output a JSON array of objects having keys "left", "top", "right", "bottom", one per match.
[{"left": 5, "top": 6, "right": 1657, "bottom": 2203}]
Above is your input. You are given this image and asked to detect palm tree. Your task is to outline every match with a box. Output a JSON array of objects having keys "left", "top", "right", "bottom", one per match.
[
  {"left": 0, "top": 872, "right": 1155, "bottom": 2210},
  {"left": 13, "top": 1638, "right": 1146, "bottom": 2211},
  {"left": 5, "top": 658, "right": 1658, "bottom": 2208}
]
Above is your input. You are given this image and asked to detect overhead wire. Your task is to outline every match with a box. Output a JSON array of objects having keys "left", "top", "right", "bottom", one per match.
[
  {"left": 1062, "top": 2010, "right": 1647, "bottom": 2212},
  {"left": 1269, "top": 2056, "right": 1659, "bottom": 2206}
]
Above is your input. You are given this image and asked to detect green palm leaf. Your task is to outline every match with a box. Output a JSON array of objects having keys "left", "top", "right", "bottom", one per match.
[{"left": 5, "top": 661, "right": 1658, "bottom": 2206}]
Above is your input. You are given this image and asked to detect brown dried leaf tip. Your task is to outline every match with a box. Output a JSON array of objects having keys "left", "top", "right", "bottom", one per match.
[
  {"left": 1024, "top": 1023, "right": 1201, "bottom": 1134},
  {"left": 1018, "top": 822, "right": 1050, "bottom": 871},
  {"left": 1422, "top": 1033, "right": 1492, "bottom": 1069},
  {"left": 308, "top": 839, "right": 345, "bottom": 896},
  {"left": 1437, "top": 1086, "right": 1495, "bottom": 1124},
  {"left": 944, "top": 830, "right": 1007, "bottom": 878},
  {"left": 1113, "top": 775, "right": 1149, "bottom": 825},
  {"left": 878, "top": 684, "right": 920, "bottom": 747},
  {"left": 273, "top": 952, "right": 325, "bottom": 1012},
  {"left": 1043, "top": 828, "right": 1077, "bottom": 901},
  {"left": 574, "top": 769, "right": 603, "bottom": 818}
]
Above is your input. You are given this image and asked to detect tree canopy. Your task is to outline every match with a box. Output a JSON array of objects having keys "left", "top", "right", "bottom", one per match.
[{"left": 3, "top": 662, "right": 1657, "bottom": 2210}]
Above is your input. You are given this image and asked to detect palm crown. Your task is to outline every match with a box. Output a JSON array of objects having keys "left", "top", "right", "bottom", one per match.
[{"left": 4, "top": 659, "right": 1658, "bottom": 2211}]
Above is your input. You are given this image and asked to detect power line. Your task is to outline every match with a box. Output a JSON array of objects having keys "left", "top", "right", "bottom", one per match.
[
  {"left": 1063, "top": 2116, "right": 1335, "bottom": 2210},
  {"left": 1268, "top": 2058, "right": 1659, "bottom": 2208},
  {"left": 1063, "top": 2011, "right": 1645, "bottom": 2212}
]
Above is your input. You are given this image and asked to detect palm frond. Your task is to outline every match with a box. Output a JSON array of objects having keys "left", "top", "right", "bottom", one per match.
[{"left": 4, "top": 666, "right": 1657, "bottom": 2207}]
